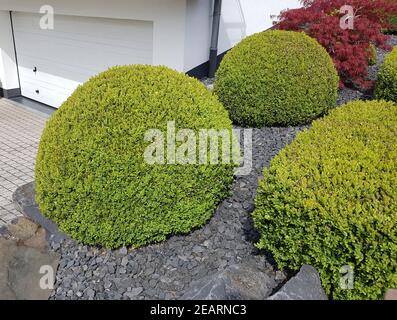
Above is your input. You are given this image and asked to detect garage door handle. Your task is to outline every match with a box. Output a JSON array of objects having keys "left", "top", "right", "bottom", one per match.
[
  {"left": 33, "top": 67, "right": 37, "bottom": 73},
  {"left": 35, "top": 90, "right": 39, "bottom": 94}
]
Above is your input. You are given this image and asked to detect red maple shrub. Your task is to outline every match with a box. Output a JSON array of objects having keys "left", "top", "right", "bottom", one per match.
[{"left": 276, "top": 0, "right": 397, "bottom": 89}]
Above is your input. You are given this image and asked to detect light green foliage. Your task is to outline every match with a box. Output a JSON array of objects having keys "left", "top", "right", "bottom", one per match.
[
  {"left": 253, "top": 100, "right": 397, "bottom": 300},
  {"left": 376, "top": 46, "right": 397, "bottom": 102},
  {"left": 214, "top": 30, "right": 339, "bottom": 127},
  {"left": 35, "top": 65, "right": 235, "bottom": 249}
]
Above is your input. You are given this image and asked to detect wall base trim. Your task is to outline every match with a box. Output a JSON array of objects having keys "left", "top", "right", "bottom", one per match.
[
  {"left": 186, "top": 50, "right": 229, "bottom": 79},
  {"left": 0, "top": 87, "right": 21, "bottom": 99}
]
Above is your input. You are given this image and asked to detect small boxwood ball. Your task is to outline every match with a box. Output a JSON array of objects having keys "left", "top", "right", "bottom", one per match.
[
  {"left": 214, "top": 30, "right": 339, "bottom": 127},
  {"left": 35, "top": 65, "right": 235, "bottom": 249},
  {"left": 376, "top": 46, "right": 397, "bottom": 102},
  {"left": 253, "top": 100, "right": 397, "bottom": 300},
  {"left": 368, "top": 44, "right": 378, "bottom": 66}
]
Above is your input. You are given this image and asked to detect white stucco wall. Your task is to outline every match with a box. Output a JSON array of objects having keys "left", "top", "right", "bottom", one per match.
[
  {"left": 0, "top": 10, "right": 19, "bottom": 90},
  {"left": 184, "top": 0, "right": 212, "bottom": 71},
  {"left": 184, "top": 0, "right": 302, "bottom": 72},
  {"left": 0, "top": 0, "right": 187, "bottom": 84}
]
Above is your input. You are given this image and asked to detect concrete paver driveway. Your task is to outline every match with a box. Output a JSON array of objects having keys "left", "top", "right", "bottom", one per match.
[{"left": 0, "top": 98, "right": 48, "bottom": 227}]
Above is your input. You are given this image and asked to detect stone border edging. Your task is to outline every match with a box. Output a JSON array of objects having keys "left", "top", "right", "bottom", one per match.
[{"left": 12, "top": 182, "right": 69, "bottom": 243}]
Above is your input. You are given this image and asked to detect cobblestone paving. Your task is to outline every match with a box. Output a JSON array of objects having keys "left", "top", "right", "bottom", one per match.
[{"left": 0, "top": 98, "right": 48, "bottom": 227}]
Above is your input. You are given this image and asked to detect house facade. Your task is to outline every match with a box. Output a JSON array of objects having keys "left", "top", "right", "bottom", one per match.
[{"left": 0, "top": 0, "right": 301, "bottom": 108}]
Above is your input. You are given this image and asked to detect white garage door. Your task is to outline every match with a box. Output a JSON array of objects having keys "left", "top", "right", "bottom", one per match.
[{"left": 12, "top": 12, "right": 154, "bottom": 108}]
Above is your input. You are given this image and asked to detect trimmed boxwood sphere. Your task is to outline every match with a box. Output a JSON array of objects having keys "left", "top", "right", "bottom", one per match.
[
  {"left": 253, "top": 100, "right": 397, "bottom": 300},
  {"left": 214, "top": 30, "right": 339, "bottom": 127},
  {"left": 35, "top": 65, "right": 235, "bottom": 249},
  {"left": 376, "top": 46, "right": 397, "bottom": 102}
]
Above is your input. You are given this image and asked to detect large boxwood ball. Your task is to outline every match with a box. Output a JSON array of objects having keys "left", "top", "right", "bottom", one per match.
[
  {"left": 35, "top": 65, "right": 235, "bottom": 249},
  {"left": 214, "top": 30, "right": 339, "bottom": 127},
  {"left": 253, "top": 100, "right": 397, "bottom": 300},
  {"left": 376, "top": 46, "right": 397, "bottom": 102}
]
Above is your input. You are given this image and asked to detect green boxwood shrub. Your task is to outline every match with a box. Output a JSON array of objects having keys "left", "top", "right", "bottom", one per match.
[
  {"left": 213, "top": 30, "right": 339, "bottom": 127},
  {"left": 253, "top": 100, "right": 397, "bottom": 300},
  {"left": 386, "top": 16, "right": 397, "bottom": 34},
  {"left": 368, "top": 44, "right": 378, "bottom": 66},
  {"left": 376, "top": 46, "right": 397, "bottom": 102},
  {"left": 392, "top": 16, "right": 397, "bottom": 33},
  {"left": 35, "top": 65, "right": 235, "bottom": 249}
]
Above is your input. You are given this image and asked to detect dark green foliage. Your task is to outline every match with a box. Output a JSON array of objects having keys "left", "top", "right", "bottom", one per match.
[
  {"left": 392, "top": 16, "right": 397, "bottom": 33},
  {"left": 253, "top": 100, "right": 397, "bottom": 300},
  {"left": 385, "top": 15, "right": 397, "bottom": 34},
  {"left": 35, "top": 65, "right": 235, "bottom": 249},
  {"left": 214, "top": 30, "right": 339, "bottom": 127}
]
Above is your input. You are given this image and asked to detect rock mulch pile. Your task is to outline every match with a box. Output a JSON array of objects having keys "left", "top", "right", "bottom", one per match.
[
  {"left": 181, "top": 263, "right": 278, "bottom": 300},
  {"left": 181, "top": 264, "right": 326, "bottom": 300},
  {"left": 267, "top": 265, "right": 327, "bottom": 300}
]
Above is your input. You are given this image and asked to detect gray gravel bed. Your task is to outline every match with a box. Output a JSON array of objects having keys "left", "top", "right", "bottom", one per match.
[{"left": 368, "top": 35, "right": 397, "bottom": 81}]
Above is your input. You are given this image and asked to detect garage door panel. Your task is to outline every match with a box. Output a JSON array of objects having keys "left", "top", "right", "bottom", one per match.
[
  {"left": 20, "top": 81, "right": 72, "bottom": 107},
  {"left": 13, "top": 12, "right": 153, "bottom": 43},
  {"left": 14, "top": 29, "right": 153, "bottom": 62},
  {"left": 19, "top": 66, "right": 80, "bottom": 91},
  {"left": 17, "top": 47, "right": 150, "bottom": 83},
  {"left": 13, "top": 12, "right": 154, "bottom": 108},
  {"left": 18, "top": 55, "right": 95, "bottom": 85}
]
